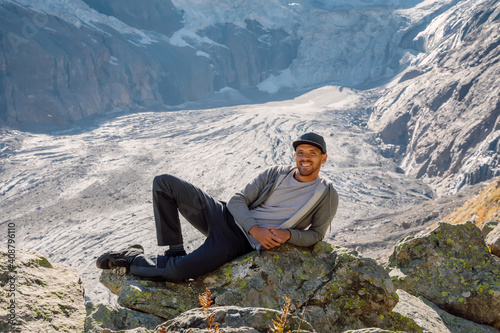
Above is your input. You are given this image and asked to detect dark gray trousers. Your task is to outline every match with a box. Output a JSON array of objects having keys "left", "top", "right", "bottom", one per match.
[{"left": 130, "top": 174, "right": 253, "bottom": 281}]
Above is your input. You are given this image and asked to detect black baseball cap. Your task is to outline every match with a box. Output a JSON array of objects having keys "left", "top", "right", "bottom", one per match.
[{"left": 293, "top": 132, "right": 327, "bottom": 154}]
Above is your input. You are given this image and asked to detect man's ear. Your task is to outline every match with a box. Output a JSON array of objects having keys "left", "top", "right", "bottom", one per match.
[{"left": 321, "top": 153, "right": 328, "bottom": 164}]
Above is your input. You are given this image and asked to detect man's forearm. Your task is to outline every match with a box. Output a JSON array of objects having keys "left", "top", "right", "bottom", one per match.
[
  {"left": 249, "top": 226, "right": 289, "bottom": 249},
  {"left": 269, "top": 227, "right": 291, "bottom": 242},
  {"left": 288, "top": 228, "right": 323, "bottom": 247},
  {"left": 227, "top": 193, "right": 258, "bottom": 233}
]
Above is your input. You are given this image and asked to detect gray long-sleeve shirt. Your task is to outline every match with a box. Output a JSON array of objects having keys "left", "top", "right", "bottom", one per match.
[{"left": 227, "top": 165, "right": 339, "bottom": 249}]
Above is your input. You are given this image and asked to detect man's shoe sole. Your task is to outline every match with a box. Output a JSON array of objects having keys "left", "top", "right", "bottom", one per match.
[{"left": 96, "top": 244, "right": 144, "bottom": 269}]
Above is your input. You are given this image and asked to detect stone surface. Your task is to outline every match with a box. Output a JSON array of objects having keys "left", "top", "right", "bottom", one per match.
[
  {"left": 483, "top": 221, "right": 500, "bottom": 238},
  {"left": 85, "top": 302, "right": 164, "bottom": 333},
  {"left": 486, "top": 224, "right": 500, "bottom": 257},
  {"left": 82, "top": 0, "right": 183, "bottom": 37},
  {"left": 341, "top": 329, "right": 406, "bottom": 333},
  {"left": 368, "top": 0, "right": 500, "bottom": 195},
  {"left": 100, "top": 242, "right": 420, "bottom": 333},
  {"left": 393, "top": 289, "right": 500, "bottom": 333},
  {"left": 0, "top": 248, "right": 86, "bottom": 333},
  {"left": 388, "top": 222, "right": 500, "bottom": 329},
  {"left": 156, "top": 305, "right": 315, "bottom": 333}
]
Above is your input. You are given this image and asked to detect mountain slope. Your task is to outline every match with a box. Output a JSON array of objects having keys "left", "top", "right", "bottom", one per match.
[
  {"left": 0, "top": 0, "right": 457, "bottom": 125},
  {"left": 0, "top": 0, "right": 297, "bottom": 125},
  {"left": 1, "top": 0, "right": 500, "bottom": 306},
  {"left": 440, "top": 175, "right": 500, "bottom": 227},
  {"left": 368, "top": 0, "right": 500, "bottom": 195}
]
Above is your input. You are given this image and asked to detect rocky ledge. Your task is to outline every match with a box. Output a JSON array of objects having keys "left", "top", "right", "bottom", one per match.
[
  {"left": 99, "top": 242, "right": 418, "bottom": 333},
  {"left": 97, "top": 222, "right": 500, "bottom": 333},
  {"left": 388, "top": 221, "right": 500, "bottom": 330},
  {"left": 2, "top": 221, "right": 499, "bottom": 333},
  {"left": 0, "top": 248, "right": 86, "bottom": 332}
]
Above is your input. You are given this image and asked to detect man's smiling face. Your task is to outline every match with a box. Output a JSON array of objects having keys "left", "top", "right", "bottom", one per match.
[{"left": 294, "top": 144, "right": 327, "bottom": 182}]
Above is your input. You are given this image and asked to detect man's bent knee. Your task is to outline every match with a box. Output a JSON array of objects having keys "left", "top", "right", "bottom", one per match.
[
  {"left": 153, "top": 173, "right": 174, "bottom": 187},
  {"left": 153, "top": 174, "right": 184, "bottom": 194}
]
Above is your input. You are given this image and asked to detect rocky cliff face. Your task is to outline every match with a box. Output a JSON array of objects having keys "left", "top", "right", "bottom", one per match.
[
  {"left": 0, "top": 0, "right": 459, "bottom": 126},
  {"left": 368, "top": 0, "right": 500, "bottom": 194},
  {"left": 0, "top": 0, "right": 298, "bottom": 125}
]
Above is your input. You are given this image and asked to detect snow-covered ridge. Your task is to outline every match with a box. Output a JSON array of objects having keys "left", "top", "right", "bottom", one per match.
[
  {"left": 0, "top": 0, "right": 467, "bottom": 126},
  {"left": 3, "top": 0, "right": 457, "bottom": 91},
  {"left": 169, "top": 0, "right": 459, "bottom": 88},
  {"left": 2, "top": 0, "right": 156, "bottom": 44}
]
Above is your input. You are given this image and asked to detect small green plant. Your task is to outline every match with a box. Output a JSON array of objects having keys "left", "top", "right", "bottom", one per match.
[{"left": 269, "top": 296, "right": 292, "bottom": 333}]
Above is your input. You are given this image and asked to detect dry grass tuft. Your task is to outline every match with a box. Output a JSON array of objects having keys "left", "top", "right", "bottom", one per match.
[
  {"left": 269, "top": 296, "right": 292, "bottom": 333},
  {"left": 199, "top": 287, "right": 221, "bottom": 333},
  {"left": 158, "top": 290, "right": 304, "bottom": 333},
  {"left": 433, "top": 177, "right": 500, "bottom": 228}
]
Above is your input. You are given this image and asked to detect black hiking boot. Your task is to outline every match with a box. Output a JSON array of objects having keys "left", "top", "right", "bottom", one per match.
[
  {"left": 96, "top": 244, "right": 144, "bottom": 270},
  {"left": 163, "top": 249, "right": 187, "bottom": 258}
]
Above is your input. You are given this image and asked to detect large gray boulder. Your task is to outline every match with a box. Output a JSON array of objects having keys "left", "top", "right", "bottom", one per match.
[
  {"left": 85, "top": 302, "right": 164, "bottom": 333},
  {"left": 100, "top": 242, "right": 420, "bottom": 333},
  {"left": 0, "top": 248, "right": 86, "bottom": 332},
  {"left": 393, "top": 289, "right": 500, "bottom": 333},
  {"left": 156, "top": 305, "right": 315, "bottom": 333},
  {"left": 388, "top": 222, "right": 500, "bottom": 329},
  {"left": 486, "top": 223, "right": 500, "bottom": 257}
]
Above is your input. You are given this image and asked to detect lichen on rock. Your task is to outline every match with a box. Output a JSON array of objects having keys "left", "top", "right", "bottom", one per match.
[
  {"left": 0, "top": 248, "right": 86, "bottom": 332},
  {"left": 393, "top": 289, "right": 500, "bottom": 333},
  {"left": 100, "top": 242, "right": 420, "bottom": 333},
  {"left": 85, "top": 301, "right": 164, "bottom": 333},
  {"left": 388, "top": 222, "right": 500, "bottom": 329}
]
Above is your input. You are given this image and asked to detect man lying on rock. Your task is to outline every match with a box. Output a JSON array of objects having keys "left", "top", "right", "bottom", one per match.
[{"left": 96, "top": 132, "right": 339, "bottom": 282}]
